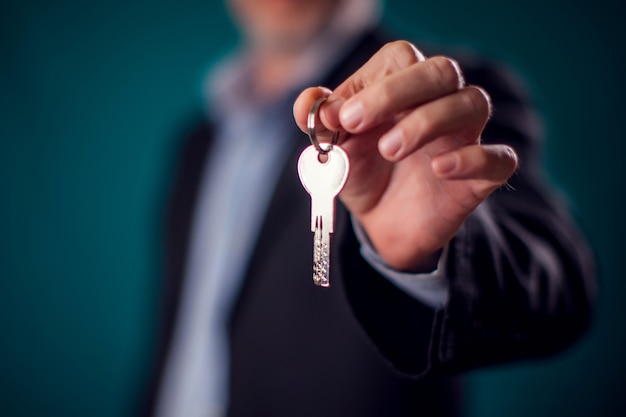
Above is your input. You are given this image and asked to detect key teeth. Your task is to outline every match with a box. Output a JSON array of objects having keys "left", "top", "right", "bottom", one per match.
[
  {"left": 313, "top": 219, "right": 330, "bottom": 287},
  {"left": 314, "top": 278, "right": 330, "bottom": 287}
]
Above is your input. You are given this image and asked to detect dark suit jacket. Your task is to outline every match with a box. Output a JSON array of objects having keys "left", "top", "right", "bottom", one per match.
[{"left": 145, "top": 30, "right": 595, "bottom": 417}]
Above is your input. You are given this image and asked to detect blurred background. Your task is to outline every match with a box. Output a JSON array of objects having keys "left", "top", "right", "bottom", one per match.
[{"left": 0, "top": 0, "right": 623, "bottom": 416}]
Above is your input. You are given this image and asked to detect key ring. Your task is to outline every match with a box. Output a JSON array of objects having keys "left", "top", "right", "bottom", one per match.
[{"left": 307, "top": 97, "right": 339, "bottom": 154}]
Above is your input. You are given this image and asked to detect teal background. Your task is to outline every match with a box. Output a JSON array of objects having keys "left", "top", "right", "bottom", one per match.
[{"left": 0, "top": 0, "right": 623, "bottom": 416}]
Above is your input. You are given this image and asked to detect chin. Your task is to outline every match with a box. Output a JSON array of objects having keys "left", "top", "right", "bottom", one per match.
[
  {"left": 230, "top": 0, "right": 337, "bottom": 52},
  {"left": 246, "top": 17, "right": 323, "bottom": 53}
]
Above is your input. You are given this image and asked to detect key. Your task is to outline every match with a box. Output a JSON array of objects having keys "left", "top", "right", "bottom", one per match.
[{"left": 297, "top": 144, "right": 350, "bottom": 287}]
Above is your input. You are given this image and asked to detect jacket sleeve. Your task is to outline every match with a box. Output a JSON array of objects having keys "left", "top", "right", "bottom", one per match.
[{"left": 338, "top": 59, "right": 596, "bottom": 376}]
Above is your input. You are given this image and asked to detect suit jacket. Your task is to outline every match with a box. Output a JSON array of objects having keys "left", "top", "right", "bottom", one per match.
[{"left": 145, "top": 30, "right": 595, "bottom": 417}]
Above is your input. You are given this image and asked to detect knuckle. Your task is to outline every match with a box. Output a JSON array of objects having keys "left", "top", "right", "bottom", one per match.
[
  {"left": 486, "top": 145, "right": 519, "bottom": 182},
  {"left": 429, "top": 56, "right": 464, "bottom": 91},
  {"left": 502, "top": 145, "right": 519, "bottom": 170},
  {"left": 383, "top": 40, "right": 423, "bottom": 68},
  {"left": 462, "top": 86, "right": 492, "bottom": 119},
  {"left": 474, "top": 86, "right": 493, "bottom": 116},
  {"left": 345, "top": 74, "right": 366, "bottom": 96}
]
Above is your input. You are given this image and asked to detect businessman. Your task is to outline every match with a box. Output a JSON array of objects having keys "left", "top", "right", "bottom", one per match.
[{"left": 146, "top": 1, "right": 596, "bottom": 416}]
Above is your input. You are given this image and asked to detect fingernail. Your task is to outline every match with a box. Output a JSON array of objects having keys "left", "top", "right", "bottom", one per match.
[
  {"left": 379, "top": 130, "right": 403, "bottom": 159},
  {"left": 433, "top": 153, "right": 458, "bottom": 175},
  {"left": 339, "top": 100, "right": 363, "bottom": 130}
]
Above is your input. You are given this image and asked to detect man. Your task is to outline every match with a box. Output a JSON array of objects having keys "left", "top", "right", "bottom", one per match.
[{"left": 145, "top": 0, "right": 595, "bottom": 416}]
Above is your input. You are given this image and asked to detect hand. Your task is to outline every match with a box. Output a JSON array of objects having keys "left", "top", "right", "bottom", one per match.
[{"left": 293, "top": 41, "right": 518, "bottom": 272}]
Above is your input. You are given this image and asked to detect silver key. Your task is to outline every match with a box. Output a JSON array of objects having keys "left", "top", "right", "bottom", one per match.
[{"left": 297, "top": 144, "right": 350, "bottom": 287}]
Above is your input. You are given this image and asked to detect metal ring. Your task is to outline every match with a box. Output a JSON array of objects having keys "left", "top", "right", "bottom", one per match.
[{"left": 307, "top": 97, "right": 339, "bottom": 154}]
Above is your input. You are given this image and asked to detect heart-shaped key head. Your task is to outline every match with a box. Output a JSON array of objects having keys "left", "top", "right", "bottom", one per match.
[{"left": 297, "top": 145, "right": 350, "bottom": 198}]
